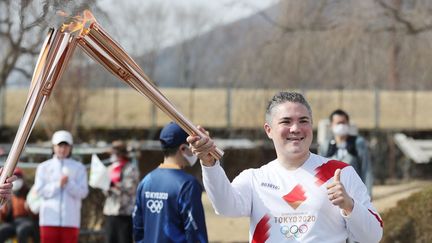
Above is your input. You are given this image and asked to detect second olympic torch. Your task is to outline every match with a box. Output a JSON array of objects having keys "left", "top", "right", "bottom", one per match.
[
  {"left": 0, "top": 29, "right": 76, "bottom": 204},
  {"left": 77, "top": 22, "right": 224, "bottom": 160}
]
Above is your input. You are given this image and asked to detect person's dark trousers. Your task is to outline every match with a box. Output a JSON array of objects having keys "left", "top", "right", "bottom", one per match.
[
  {"left": 104, "top": 215, "right": 133, "bottom": 243},
  {"left": 14, "top": 217, "right": 38, "bottom": 243},
  {"left": 0, "top": 222, "right": 15, "bottom": 243}
]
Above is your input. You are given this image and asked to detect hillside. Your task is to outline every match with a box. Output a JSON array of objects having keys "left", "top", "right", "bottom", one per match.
[
  {"left": 87, "top": 0, "right": 432, "bottom": 90},
  {"left": 86, "top": 3, "right": 281, "bottom": 88}
]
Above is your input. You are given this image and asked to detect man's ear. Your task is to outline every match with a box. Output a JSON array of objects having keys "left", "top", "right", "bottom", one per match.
[
  {"left": 179, "top": 144, "right": 187, "bottom": 152},
  {"left": 264, "top": 123, "right": 273, "bottom": 139}
]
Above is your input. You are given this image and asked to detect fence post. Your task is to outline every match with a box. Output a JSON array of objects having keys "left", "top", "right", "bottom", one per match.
[
  {"left": 0, "top": 86, "right": 5, "bottom": 127},
  {"left": 226, "top": 87, "right": 232, "bottom": 129},
  {"left": 374, "top": 88, "right": 380, "bottom": 129}
]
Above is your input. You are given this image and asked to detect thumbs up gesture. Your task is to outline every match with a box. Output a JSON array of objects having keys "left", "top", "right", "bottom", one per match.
[{"left": 326, "top": 169, "right": 354, "bottom": 215}]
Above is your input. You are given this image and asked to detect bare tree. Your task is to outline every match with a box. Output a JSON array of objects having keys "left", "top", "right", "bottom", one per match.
[
  {"left": 107, "top": 1, "right": 167, "bottom": 75},
  {"left": 0, "top": 1, "right": 50, "bottom": 125},
  {"left": 376, "top": 0, "right": 432, "bottom": 89},
  {"left": 219, "top": 0, "right": 432, "bottom": 90},
  {"left": 173, "top": 4, "right": 215, "bottom": 120},
  {"left": 99, "top": 1, "right": 169, "bottom": 134},
  {"left": 175, "top": 5, "right": 211, "bottom": 85},
  {"left": 0, "top": 0, "right": 104, "bottom": 140},
  {"left": 39, "top": 51, "right": 90, "bottom": 136}
]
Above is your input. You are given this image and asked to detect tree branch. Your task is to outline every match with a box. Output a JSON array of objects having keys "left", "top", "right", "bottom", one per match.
[
  {"left": 376, "top": 0, "right": 432, "bottom": 34},
  {"left": 13, "top": 67, "right": 32, "bottom": 79}
]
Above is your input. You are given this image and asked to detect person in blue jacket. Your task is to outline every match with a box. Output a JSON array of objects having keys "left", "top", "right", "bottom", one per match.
[{"left": 132, "top": 122, "right": 208, "bottom": 243}]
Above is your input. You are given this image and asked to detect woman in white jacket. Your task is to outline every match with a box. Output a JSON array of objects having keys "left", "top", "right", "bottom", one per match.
[{"left": 34, "top": 130, "right": 89, "bottom": 243}]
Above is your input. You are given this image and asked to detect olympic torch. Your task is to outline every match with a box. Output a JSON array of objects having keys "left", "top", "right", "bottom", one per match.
[
  {"left": 0, "top": 29, "right": 77, "bottom": 205},
  {"left": 77, "top": 21, "right": 224, "bottom": 160}
]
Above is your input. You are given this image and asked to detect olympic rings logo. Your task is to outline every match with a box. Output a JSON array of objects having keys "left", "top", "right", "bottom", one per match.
[
  {"left": 146, "top": 200, "right": 164, "bottom": 213},
  {"left": 280, "top": 224, "right": 308, "bottom": 239}
]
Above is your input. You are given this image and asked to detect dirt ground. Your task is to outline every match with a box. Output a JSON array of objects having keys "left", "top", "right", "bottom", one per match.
[{"left": 202, "top": 180, "right": 432, "bottom": 243}]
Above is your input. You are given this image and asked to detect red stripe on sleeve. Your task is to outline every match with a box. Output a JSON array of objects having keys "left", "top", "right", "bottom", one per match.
[
  {"left": 368, "top": 209, "right": 384, "bottom": 228},
  {"left": 252, "top": 214, "right": 271, "bottom": 243},
  {"left": 315, "top": 160, "right": 349, "bottom": 186}
]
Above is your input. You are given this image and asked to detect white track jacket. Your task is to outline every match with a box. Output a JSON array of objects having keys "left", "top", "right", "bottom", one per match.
[
  {"left": 35, "top": 156, "right": 89, "bottom": 228},
  {"left": 202, "top": 153, "right": 383, "bottom": 243}
]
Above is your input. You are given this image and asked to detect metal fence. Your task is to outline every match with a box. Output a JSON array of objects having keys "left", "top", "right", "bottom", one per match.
[{"left": 4, "top": 88, "right": 432, "bottom": 130}]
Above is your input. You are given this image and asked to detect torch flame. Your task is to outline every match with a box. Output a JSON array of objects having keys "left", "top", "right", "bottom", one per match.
[{"left": 60, "top": 10, "right": 96, "bottom": 36}]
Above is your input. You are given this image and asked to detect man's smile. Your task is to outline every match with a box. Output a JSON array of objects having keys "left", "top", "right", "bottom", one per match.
[{"left": 286, "top": 136, "right": 305, "bottom": 141}]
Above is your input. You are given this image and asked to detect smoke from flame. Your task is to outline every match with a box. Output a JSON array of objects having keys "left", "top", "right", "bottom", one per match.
[{"left": 60, "top": 10, "right": 96, "bottom": 35}]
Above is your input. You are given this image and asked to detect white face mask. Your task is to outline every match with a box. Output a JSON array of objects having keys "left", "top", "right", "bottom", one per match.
[
  {"left": 183, "top": 153, "right": 198, "bottom": 167},
  {"left": 332, "top": 124, "right": 350, "bottom": 136},
  {"left": 110, "top": 154, "right": 118, "bottom": 163},
  {"left": 12, "top": 178, "right": 24, "bottom": 192}
]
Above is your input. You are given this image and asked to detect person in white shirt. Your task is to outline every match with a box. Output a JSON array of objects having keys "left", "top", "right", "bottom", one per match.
[
  {"left": 187, "top": 91, "right": 383, "bottom": 243},
  {"left": 34, "top": 130, "right": 89, "bottom": 243}
]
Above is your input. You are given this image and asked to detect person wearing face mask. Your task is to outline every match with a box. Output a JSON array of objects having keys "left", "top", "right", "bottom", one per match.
[
  {"left": 34, "top": 130, "right": 89, "bottom": 243},
  {"left": 319, "top": 109, "right": 373, "bottom": 196},
  {"left": 103, "top": 140, "right": 139, "bottom": 243},
  {"left": 132, "top": 122, "right": 208, "bottom": 243},
  {"left": 0, "top": 168, "right": 38, "bottom": 243}
]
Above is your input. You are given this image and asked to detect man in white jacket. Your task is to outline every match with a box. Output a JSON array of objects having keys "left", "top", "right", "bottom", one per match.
[
  {"left": 187, "top": 91, "right": 383, "bottom": 243},
  {"left": 34, "top": 130, "right": 89, "bottom": 243}
]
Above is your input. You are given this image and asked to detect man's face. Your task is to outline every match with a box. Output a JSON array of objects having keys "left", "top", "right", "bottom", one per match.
[
  {"left": 331, "top": 114, "right": 349, "bottom": 127},
  {"left": 264, "top": 101, "right": 313, "bottom": 162}
]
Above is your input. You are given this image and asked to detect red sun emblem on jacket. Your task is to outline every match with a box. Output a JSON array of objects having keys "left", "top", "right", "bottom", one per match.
[{"left": 282, "top": 184, "right": 306, "bottom": 209}]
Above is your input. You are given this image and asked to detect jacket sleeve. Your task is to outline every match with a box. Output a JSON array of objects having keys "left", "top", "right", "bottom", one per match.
[
  {"left": 356, "top": 137, "right": 373, "bottom": 195},
  {"left": 64, "top": 163, "right": 89, "bottom": 199},
  {"left": 179, "top": 180, "right": 208, "bottom": 243},
  {"left": 201, "top": 161, "right": 252, "bottom": 217},
  {"left": 132, "top": 182, "right": 144, "bottom": 243},
  {"left": 34, "top": 163, "right": 61, "bottom": 199},
  {"left": 318, "top": 139, "right": 330, "bottom": 156},
  {"left": 342, "top": 166, "right": 383, "bottom": 243}
]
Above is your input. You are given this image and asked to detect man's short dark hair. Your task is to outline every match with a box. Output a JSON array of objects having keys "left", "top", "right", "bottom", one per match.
[
  {"left": 265, "top": 91, "right": 312, "bottom": 123},
  {"left": 329, "top": 109, "right": 350, "bottom": 122},
  {"left": 162, "top": 145, "right": 184, "bottom": 157}
]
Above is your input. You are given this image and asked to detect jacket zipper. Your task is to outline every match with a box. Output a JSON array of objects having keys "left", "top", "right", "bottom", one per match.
[{"left": 60, "top": 159, "right": 63, "bottom": 226}]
